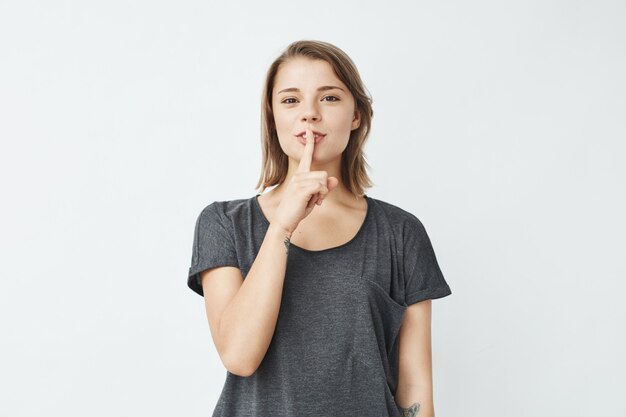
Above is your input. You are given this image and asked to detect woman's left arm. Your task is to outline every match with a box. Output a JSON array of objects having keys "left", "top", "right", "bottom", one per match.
[{"left": 395, "top": 299, "right": 436, "bottom": 417}]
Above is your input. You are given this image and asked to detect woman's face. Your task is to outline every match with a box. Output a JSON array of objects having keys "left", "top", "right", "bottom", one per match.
[{"left": 272, "top": 57, "right": 360, "bottom": 167}]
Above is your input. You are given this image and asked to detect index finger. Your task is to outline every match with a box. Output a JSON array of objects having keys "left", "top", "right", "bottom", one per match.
[{"left": 297, "top": 125, "right": 315, "bottom": 173}]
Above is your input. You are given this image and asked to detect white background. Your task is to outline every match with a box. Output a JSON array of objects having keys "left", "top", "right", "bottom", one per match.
[{"left": 1, "top": 1, "right": 624, "bottom": 416}]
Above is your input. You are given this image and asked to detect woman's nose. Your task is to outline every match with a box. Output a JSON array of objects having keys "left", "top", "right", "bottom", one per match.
[
  {"left": 302, "top": 114, "right": 319, "bottom": 123},
  {"left": 300, "top": 101, "right": 320, "bottom": 122}
]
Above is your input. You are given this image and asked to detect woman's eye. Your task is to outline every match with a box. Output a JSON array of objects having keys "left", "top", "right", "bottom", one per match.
[{"left": 281, "top": 96, "right": 339, "bottom": 104}]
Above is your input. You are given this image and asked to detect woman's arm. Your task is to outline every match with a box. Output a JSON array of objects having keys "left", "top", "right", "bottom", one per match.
[
  {"left": 395, "top": 299, "right": 436, "bottom": 417},
  {"left": 201, "top": 222, "right": 292, "bottom": 377}
]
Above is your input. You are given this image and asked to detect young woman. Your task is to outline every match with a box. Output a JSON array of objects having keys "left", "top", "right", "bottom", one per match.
[{"left": 187, "top": 40, "right": 452, "bottom": 417}]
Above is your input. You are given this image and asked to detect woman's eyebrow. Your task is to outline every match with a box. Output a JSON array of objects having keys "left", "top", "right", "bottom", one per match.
[{"left": 276, "top": 86, "right": 345, "bottom": 95}]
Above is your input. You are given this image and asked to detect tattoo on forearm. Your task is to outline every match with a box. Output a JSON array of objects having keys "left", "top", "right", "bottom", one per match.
[
  {"left": 283, "top": 235, "right": 291, "bottom": 254},
  {"left": 397, "top": 402, "right": 420, "bottom": 417}
]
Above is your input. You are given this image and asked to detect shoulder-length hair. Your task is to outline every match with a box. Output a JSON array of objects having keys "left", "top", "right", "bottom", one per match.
[{"left": 255, "top": 40, "right": 375, "bottom": 198}]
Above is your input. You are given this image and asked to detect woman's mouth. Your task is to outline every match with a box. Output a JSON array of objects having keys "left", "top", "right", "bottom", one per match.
[{"left": 297, "top": 133, "right": 325, "bottom": 145}]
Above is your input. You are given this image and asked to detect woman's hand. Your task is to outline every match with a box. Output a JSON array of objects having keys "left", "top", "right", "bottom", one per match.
[{"left": 273, "top": 125, "right": 339, "bottom": 234}]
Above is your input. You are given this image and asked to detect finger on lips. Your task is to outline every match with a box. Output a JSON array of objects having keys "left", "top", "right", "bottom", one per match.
[
  {"left": 297, "top": 125, "right": 325, "bottom": 206},
  {"left": 297, "top": 125, "right": 315, "bottom": 173}
]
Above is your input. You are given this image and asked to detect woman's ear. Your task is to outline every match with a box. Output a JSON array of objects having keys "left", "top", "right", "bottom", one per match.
[{"left": 352, "top": 109, "right": 361, "bottom": 130}]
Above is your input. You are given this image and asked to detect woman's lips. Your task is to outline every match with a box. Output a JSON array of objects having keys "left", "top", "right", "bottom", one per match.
[{"left": 297, "top": 134, "right": 325, "bottom": 145}]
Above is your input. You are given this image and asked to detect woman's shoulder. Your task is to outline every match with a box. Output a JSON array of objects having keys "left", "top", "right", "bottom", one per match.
[
  {"left": 195, "top": 195, "right": 256, "bottom": 225},
  {"left": 367, "top": 195, "right": 434, "bottom": 244},
  {"left": 368, "top": 195, "right": 423, "bottom": 225}
]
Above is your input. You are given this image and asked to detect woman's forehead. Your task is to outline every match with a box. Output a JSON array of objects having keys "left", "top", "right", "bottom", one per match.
[{"left": 274, "top": 59, "right": 345, "bottom": 91}]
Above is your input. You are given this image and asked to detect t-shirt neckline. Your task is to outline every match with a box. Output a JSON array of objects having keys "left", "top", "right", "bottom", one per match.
[{"left": 252, "top": 193, "right": 371, "bottom": 254}]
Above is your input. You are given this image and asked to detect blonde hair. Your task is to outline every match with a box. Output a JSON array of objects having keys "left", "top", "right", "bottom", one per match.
[{"left": 255, "top": 40, "right": 375, "bottom": 197}]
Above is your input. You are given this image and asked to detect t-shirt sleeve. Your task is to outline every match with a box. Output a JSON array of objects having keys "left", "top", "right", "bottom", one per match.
[
  {"left": 187, "top": 202, "right": 240, "bottom": 297},
  {"left": 402, "top": 215, "right": 452, "bottom": 305}
]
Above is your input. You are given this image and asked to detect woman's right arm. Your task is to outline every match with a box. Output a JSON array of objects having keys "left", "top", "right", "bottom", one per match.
[
  {"left": 202, "top": 126, "right": 334, "bottom": 377},
  {"left": 201, "top": 222, "right": 292, "bottom": 377}
]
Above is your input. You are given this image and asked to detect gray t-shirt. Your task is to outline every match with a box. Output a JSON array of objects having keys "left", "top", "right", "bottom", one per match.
[{"left": 187, "top": 194, "right": 452, "bottom": 417}]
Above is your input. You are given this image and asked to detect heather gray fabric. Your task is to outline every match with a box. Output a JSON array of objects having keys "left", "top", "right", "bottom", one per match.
[{"left": 187, "top": 194, "right": 452, "bottom": 417}]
